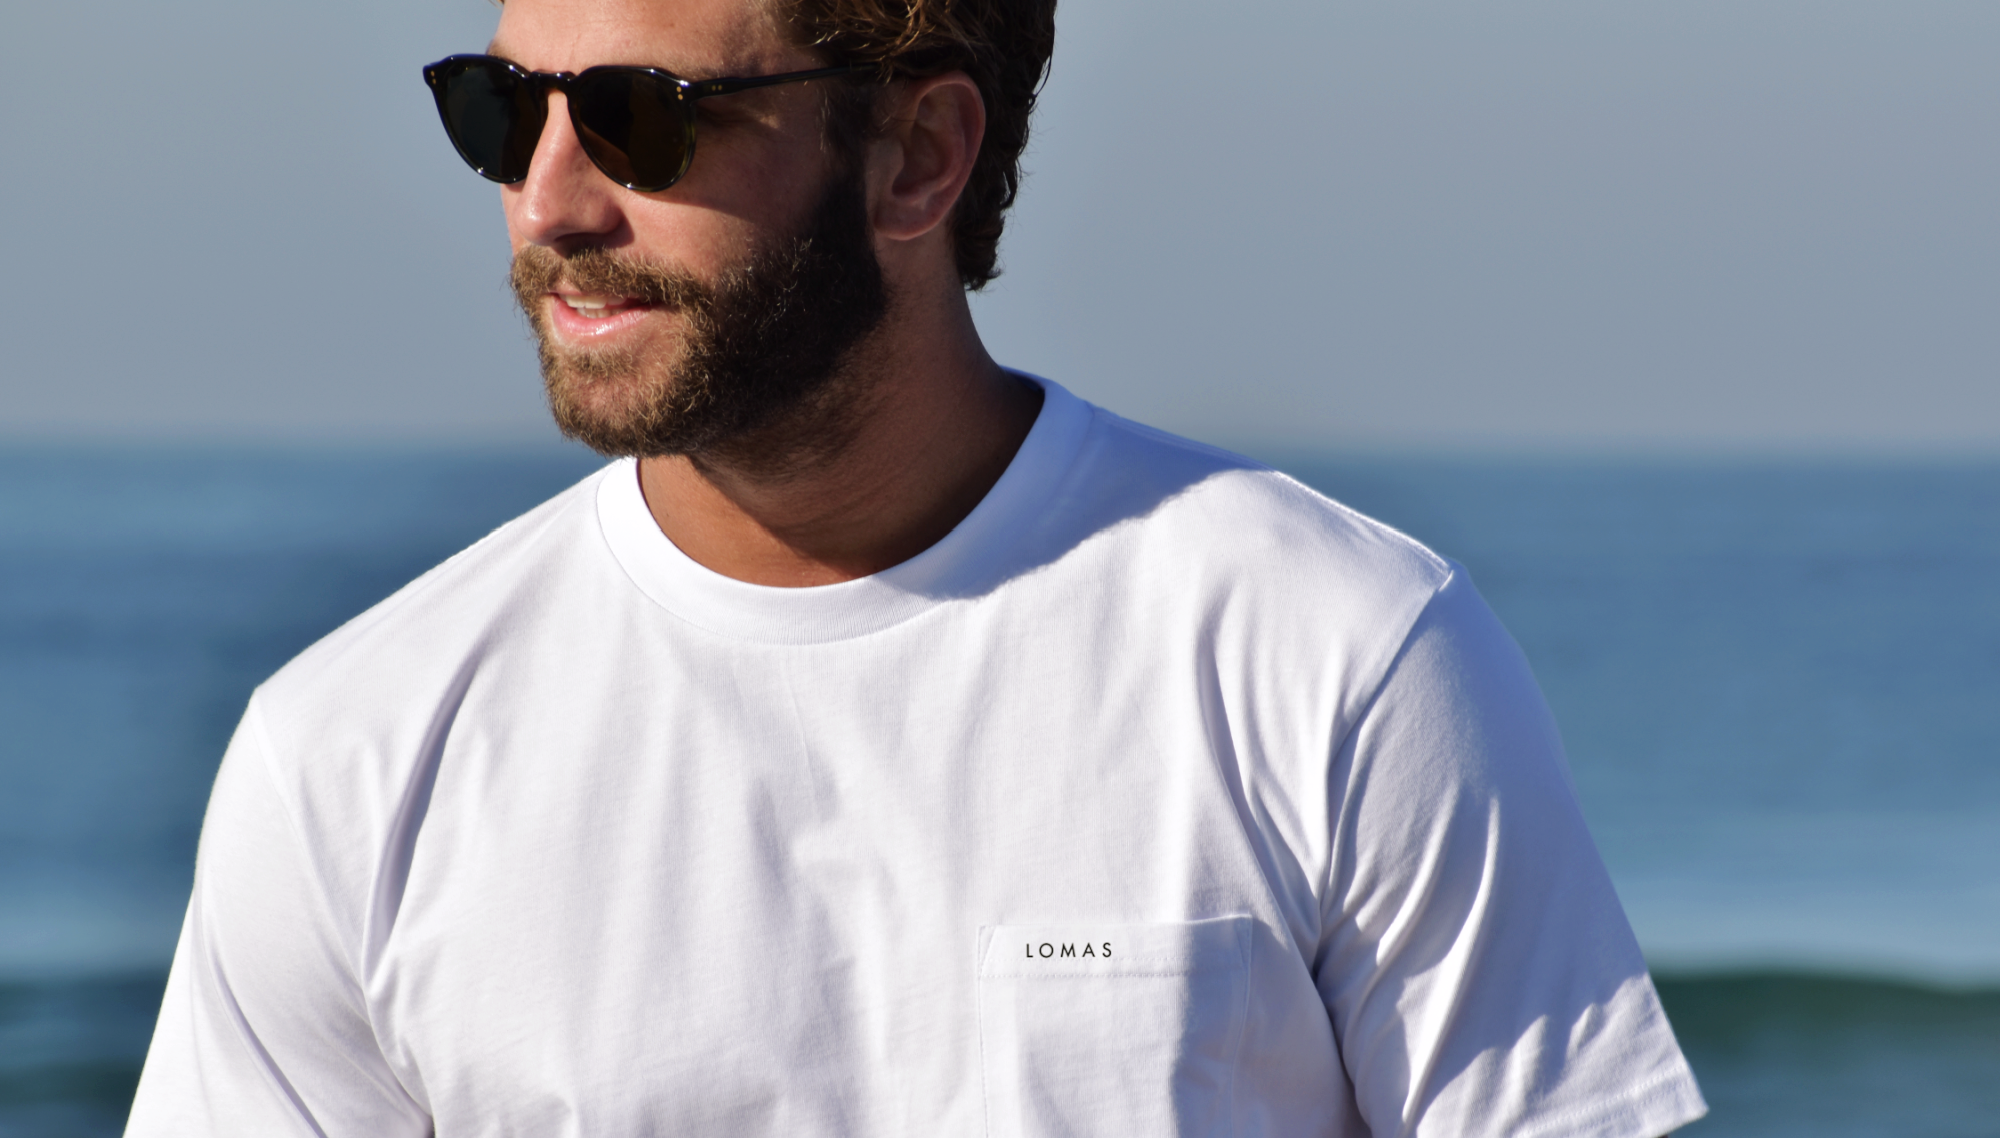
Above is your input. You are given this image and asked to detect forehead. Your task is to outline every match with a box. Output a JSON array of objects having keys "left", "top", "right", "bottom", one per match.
[{"left": 491, "top": 0, "right": 796, "bottom": 75}]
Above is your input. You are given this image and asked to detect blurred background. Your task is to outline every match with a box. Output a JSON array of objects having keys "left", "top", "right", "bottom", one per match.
[{"left": 2, "top": 0, "right": 1996, "bottom": 1135}]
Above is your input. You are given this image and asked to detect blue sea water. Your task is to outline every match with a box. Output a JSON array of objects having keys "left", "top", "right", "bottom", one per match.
[{"left": 2, "top": 447, "right": 1996, "bottom": 1136}]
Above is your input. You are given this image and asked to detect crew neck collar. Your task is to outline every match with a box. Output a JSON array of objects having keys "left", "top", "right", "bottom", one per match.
[{"left": 595, "top": 375, "right": 1093, "bottom": 645}]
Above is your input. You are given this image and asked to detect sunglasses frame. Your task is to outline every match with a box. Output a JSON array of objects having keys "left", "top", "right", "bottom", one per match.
[{"left": 423, "top": 53, "right": 868, "bottom": 193}]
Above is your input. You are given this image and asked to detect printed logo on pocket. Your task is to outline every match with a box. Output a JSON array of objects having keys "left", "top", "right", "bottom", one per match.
[{"left": 1024, "top": 941, "right": 1113, "bottom": 959}]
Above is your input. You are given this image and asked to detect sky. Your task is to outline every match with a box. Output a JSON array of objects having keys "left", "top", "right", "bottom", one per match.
[{"left": 2, "top": 0, "right": 1995, "bottom": 453}]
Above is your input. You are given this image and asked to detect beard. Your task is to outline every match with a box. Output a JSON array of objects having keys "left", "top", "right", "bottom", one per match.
[{"left": 509, "top": 168, "right": 890, "bottom": 466}]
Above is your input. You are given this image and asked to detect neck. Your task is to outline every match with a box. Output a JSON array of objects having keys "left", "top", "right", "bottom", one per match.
[{"left": 635, "top": 289, "right": 1042, "bottom": 587}]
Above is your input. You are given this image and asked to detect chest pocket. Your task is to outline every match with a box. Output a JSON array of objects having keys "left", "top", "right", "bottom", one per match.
[{"left": 977, "top": 917, "right": 1253, "bottom": 1138}]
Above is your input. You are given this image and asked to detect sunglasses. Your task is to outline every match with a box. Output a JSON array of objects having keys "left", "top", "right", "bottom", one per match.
[{"left": 423, "top": 54, "right": 865, "bottom": 193}]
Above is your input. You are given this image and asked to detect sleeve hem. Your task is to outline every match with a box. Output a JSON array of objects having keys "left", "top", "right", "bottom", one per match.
[{"left": 1504, "top": 1064, "right": 1709, "bottom": 1138}]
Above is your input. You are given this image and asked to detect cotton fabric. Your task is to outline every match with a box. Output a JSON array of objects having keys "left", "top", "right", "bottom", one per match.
[{"left": 129, "top": 378, "right": 1705, "bottom": 1137}]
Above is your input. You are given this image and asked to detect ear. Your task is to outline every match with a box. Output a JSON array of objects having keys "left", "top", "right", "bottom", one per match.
[{"left": 866, "top": 72, "right": 986, "bottom": 244}]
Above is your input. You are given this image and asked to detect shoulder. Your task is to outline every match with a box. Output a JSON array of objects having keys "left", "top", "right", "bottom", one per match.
[
  {"left": 251, "top": 461, "right": 621, "bottom": 768},
  {"left": 232, "top": 462, "right": 629, "bottom": 912},
  {"left": 1011, "top": 396, "right": 1477, "bottom": 791},
  {"left": 1064, "top": 402, "right": 1456, "bottom": 646},
  {"left": 1079, "top": 404, "right": 1448, "bottom": 584}
]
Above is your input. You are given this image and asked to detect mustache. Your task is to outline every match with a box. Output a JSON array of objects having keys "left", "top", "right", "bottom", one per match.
[{"left": 510, "top": 245, "right": 712, "bottom": 308}]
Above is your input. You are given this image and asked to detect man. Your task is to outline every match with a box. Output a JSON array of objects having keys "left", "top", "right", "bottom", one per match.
[{"left": 129, "top": 0, "right": 1707, "bottom": 1132}]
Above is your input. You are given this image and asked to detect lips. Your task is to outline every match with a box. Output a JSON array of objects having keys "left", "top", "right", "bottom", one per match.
[{"left": 541, "top": 289, "right": 664, "bottom": 342}]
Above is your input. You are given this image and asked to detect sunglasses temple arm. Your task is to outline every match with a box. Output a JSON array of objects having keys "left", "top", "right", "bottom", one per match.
[{"left": 686, "top": 64, "right": 870, "bottom": 102}]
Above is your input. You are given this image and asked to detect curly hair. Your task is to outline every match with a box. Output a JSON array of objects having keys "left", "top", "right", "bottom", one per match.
[{"left": 783, "top": 0, "right": 1058, "bottom": 290}]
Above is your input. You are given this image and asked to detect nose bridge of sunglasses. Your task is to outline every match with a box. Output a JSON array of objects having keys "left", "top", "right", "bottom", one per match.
[{"left": 530, "top": 72, "right": 595, "bottom": 156}]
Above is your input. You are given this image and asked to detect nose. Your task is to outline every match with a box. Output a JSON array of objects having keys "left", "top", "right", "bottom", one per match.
[{"left": 504, "top": 91, "right": 629, "bottom": 252}]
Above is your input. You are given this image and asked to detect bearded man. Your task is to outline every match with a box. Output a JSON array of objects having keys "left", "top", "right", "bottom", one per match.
[{"left": 127, "top": 0, "right": 1707, "bottom": 1133}]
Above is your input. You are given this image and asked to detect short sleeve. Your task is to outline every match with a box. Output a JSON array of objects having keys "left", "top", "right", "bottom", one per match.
[
  {"left": 1314, "top": 569, "right": 1707, "bottom": 1138},
  {"left": 126, "top": 701, "right": 431, "bottom": 1137}
]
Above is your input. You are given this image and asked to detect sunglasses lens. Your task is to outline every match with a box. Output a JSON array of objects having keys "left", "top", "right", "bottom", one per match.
[
  {"left": 570, "top": 70, "right": 690, "bottom": 192},
  {"left": 433, "top": 58, "right": 544, "bottom": 183}
]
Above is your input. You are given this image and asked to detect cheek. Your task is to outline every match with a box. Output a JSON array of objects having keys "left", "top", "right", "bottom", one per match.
[
  {"left": 650, "top": 125, "right": 835, "bottom": 242},
  {"left": 623, "top": 202, "right": 770, "bottom": 279}
]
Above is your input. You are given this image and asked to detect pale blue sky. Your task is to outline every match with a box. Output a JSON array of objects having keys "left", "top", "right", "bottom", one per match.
[{"left": 4, "top": 0, "right": 1995, "bottom": 451}]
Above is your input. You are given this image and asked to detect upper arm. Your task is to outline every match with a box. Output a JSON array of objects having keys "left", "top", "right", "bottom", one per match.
[
  {"left": 1312, "top": 570, "right": 1707, "bottom": 1138},
  {"left": 127, "top": 703, "right": 430, "bottom": 1137}
]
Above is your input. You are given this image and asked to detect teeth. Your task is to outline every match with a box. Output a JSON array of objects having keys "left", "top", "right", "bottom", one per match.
[{"left": 561, "top": 294, "right": 625, "bottom": 316}]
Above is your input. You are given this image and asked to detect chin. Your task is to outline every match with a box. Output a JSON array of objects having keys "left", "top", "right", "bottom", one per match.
[{"left": 544, "top": 363, "right": 678, "bottom": 457}]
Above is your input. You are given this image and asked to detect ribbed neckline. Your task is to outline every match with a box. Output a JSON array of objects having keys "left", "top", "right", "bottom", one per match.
[{"left": 594, "top": 375, "right": 1093, "bottom": 645}]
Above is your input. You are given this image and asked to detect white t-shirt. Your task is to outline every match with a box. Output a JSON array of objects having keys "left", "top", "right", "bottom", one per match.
[{"left": 129, "top": 378, "right": 1705, "bottom": 1138}]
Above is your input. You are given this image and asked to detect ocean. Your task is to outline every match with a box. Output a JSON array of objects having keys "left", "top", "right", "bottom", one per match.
[{"left": 2, "top": 447, "right": 1995, "bottom": 1137}]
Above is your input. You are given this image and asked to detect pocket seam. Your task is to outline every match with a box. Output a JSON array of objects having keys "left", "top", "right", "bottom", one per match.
[
  {"left": 977, "top": 927, "right": 997, "bottom": 1138},
  {"left": 1221, "top": 922, "right": 1252, "bottom": 1135}
]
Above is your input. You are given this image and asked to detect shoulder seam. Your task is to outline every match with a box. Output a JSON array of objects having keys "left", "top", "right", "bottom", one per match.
[
  {"left": 1266, "top": 468, "right": 1455, "bottom": 581},
  {"left": 1088, "top": 407, "right": 1454, "bottom": 583}
]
